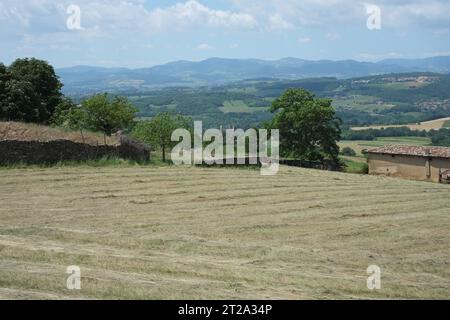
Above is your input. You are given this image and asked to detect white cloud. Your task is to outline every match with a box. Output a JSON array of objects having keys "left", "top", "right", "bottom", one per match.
[
  {"left": 196, "top": 43, "right": 212, "bottom": 50},
  {"left": 2, "top": 0, "right": 450, "bottom": 39},
  {"left": 326, "top": 32, "right": 341, "bottom": 40},
  {"left": 228, "top": 0, "right": 450, "bottom": 30},
  {"left": 0, "top": 0, "right": 259, "bottom": 62},
  {"left": 382, "top": 0, "right": 450, "bottom": 28},
  {"left": 6, "top": 0, "right": 448, "bottom": 45},
  {"left": 425, "top": 51, "right": 450, "bottom": 58},
  {"left": 147, "top": 0, "right": 257, "bottom": 31},
  {"left": 2, "top": 0, "right": 450, "bottom": 67},
  {"left": 0, "top": 1, "right": 258, "bottom": 36},
  {"left": 432, "top": 28, "right": 450, "bottom": 36},
  {"left": 268, "top": 13, "right": 293, "bottom": 30},
  {"left": 298, "top": 37, "right": 312, "bottom": 44}
]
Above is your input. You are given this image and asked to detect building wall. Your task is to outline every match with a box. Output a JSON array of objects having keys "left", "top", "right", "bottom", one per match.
[
  {"left": 367, "top": 153, "right": 450, "bottom": 183},
  {"left": 430, "top": 158, "right": 450, "bottom": 183}
]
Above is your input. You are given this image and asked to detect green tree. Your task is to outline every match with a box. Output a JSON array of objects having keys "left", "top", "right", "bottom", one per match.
[
  {"left": 51, "top": 97, "right": 77, "bottom": 126},
  {"left": 431, "top": 129, "right": 450, "bottom": 147},
  {"left": 268, "top": 88, "right": 341, "bottom": 162},
  {"left": 7, "top": 58, "right": 63, "bottom": 123},
  {"left": 67, "top": 108, "right": 89, "bottom": 144},
  {"left": 52, "top": 97, "right": 88, "bottom": 143},
  {"left": 132, "top": 112, "right": 191, "bottom": 162},
  {"left": 0, "top": 63, "right": 8, "bottom": 105},
  {"left": 82, "top": 94, "right": 137, "bottom": 144},
  {"left": 2, "top": 79, "right": 40, "bottom": 122},
  {"left": 0, "top": 64, "right": 35, "bottom": 121}
]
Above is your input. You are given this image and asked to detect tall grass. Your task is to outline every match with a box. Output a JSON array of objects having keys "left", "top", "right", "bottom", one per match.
[
  {"left": 342, "top": 158, "right": 369, "bottom": 174},
  {"left": 0, "top": 156, "right": 152, "bottom": 170}
]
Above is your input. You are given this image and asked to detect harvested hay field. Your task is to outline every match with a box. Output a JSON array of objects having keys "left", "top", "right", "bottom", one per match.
[
  {"left": 0, "top": 166, "right": 449, "bottom": 299},
  {"left": 351, "top": 116, "right": 450, "bottom": 132}
]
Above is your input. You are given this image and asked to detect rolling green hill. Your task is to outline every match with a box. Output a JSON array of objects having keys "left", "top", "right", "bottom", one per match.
[
  {"left": 113, "top": 73, "right": 450, "bottom": 129},
  {"left": 58, "top": 56, "right": 450, "bottom": 93}
]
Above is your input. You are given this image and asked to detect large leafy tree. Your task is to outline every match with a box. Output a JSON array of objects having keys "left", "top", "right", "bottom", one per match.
[
  {"left": 268, "top": 88, "right": 341, "bottom": 162},
  {"left": 3, "top": 79, "right": 40, "bottom": 122},
  {"left": 132, "top": 112, "right": 191, "bottom": 162},
  {"left": 7, "top": 58, "right": 63, "bottom": 123}
]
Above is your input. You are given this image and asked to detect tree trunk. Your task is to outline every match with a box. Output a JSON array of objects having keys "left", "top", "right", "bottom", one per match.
[
  {"left": 103, "top": 133, "right": 107, "bottom": 145},
  {"left": 80, "top": 129, "right": 86, "bottom": 144},
  {"left": 162, "top": 145, "right": 166, "bottom": 162}
]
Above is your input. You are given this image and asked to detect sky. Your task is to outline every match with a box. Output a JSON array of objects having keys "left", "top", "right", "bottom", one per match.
[{"left": 1, "top": 0, "right": 450, "bottom": 68}]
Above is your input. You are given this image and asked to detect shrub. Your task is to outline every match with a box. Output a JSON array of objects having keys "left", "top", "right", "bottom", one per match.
[{"left": 341, "top": 147, "right": 357, "bottom": 156}]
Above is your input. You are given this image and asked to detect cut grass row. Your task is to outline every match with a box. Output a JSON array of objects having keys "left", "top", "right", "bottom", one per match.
[{"left": 1, "top": 166, "right": 449, "bottom": 299}]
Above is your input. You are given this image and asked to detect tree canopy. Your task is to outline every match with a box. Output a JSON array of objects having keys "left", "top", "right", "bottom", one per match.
[
  {"left": 132, "top": 112, "right": 191, "bottom": 162},
  {"left": 0, "top": 58, "right": 63, "bottom": 123},
  {"left": 268, "top": 88, "right": 341, "bottom": 162},
  {"left": 51, "top": 93, "right": 138, "bottom": 144},
  {"left": 82, "top": 94, "right": 137, "bottom": 137}
]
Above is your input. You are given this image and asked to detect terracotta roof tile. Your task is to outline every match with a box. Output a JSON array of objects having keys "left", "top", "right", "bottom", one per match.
[{"left": 364, "top": 145, "right": 450, "bottom": 159}]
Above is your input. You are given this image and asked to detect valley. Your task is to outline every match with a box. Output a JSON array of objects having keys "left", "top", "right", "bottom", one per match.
[{"left": 110, "top": 73, "right": 450, "bottom": 129}]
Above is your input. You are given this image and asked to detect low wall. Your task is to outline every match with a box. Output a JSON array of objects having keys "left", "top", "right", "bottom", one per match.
[
  {"left": 198, "top": 157, "right": 343, "bottom": 171},
  {"left": 279, "top": 159, "right": 343, "bottom": 171},
  {"left": 0, "top": 137, "right": 150, "bottom": 165}
]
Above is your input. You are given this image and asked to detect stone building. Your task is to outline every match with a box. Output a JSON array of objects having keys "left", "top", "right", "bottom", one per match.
[{"left": 364, "top": 145, "right": 450, "bottom": 183}]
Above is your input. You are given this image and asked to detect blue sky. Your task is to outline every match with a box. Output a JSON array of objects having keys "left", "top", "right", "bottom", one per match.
[{"left": 1, "top": 0, "right": 449, "bottom": 68}]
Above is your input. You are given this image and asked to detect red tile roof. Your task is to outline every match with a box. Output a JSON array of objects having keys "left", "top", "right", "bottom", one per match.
[{"left": 364, "top": 145, "right": 450, "bottom": 159}]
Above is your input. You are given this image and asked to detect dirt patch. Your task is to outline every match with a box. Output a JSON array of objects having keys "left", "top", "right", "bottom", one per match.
[{"left": 0, "top": 121, "right": 119, "bottom": 146}]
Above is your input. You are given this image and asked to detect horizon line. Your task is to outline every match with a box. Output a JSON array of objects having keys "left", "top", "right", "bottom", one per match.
[{"left": 43, "top": 54, "right": 450, "bottom": 70}]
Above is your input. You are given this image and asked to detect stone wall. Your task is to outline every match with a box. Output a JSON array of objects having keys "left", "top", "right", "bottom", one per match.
[
  {"left": 198, "top": 157, "right": 343, "bottom": 171},
  {"left": 279, "top": 159, "right": 343, "bottom": 171},
  {"left": 0, "top": 137, "right": 150, "bottom": 165}
]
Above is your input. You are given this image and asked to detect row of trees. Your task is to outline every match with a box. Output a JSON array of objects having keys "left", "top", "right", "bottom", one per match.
[
  {"left": 342, "top": 126, "right": 428, "bottom": 141},
  {"left": 342, "top": 126, "right": 450, "bottom": 147},
  {"left": 132, "top": 89, "right": 342, "bottom": 163},
  {"left": 52, "top": 94, "right": 138, "bottom": 144},
  {"left": 431, "top": 129, "right": 450, "bottom": 147},
  {"left": 1, "top": 58, "right": 342, "bottom": 162},
  {"left": 0, "top": 59, "right": 140, "bottom": 144}
]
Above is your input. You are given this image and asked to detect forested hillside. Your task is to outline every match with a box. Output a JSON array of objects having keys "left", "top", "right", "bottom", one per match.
[{"left": 100, "top": 73, "right": 450, "bottom": 128}]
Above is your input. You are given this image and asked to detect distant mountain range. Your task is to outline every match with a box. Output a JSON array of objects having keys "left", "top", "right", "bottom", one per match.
[{"left": 57, "top": 56, "right": 450, "bottom": 94}]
